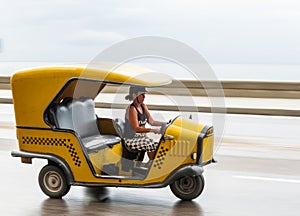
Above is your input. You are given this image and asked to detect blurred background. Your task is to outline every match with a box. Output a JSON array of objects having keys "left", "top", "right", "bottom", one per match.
[{"left": 0, "top": 1, "right": 299, "bottom": 215}]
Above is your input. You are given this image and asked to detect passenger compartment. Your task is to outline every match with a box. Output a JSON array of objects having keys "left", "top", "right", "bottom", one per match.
[
  {"left": 48, "top": 97, "right": 147, "bottom": 177},
  {"left": 49, "top": 97, "right": 121, "bottom": 154}
]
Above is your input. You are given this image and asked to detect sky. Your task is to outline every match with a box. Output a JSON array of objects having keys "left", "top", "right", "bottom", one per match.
[{"left": 0, "top": 0, "right": 300, "bottom": 64}]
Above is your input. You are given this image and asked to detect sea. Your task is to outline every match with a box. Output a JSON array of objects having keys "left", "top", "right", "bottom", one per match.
[{"left": 1, "top": 62, "right": 300, "bottom": 81}]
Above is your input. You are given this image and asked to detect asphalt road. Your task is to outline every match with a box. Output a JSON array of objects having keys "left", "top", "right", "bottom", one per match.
[{"left": 1, "top": 144, "right": 300, "bottom": 216}]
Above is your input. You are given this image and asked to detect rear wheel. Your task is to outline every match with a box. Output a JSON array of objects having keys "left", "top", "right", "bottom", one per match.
[
  {"left": 38, "top": 165, "right": 70, "bottom": 198},
  {"left": 170, "top": 175, "right": 204, "bottom": 201}
]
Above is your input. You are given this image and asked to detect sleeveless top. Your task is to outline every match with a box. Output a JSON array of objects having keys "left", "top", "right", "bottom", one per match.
[{"left": 124, "top": 103, "right": 147, "bottom": 139}]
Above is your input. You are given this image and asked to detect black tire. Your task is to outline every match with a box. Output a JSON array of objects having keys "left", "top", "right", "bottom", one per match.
[
  {"left": 38, "top": 165, "right": 70, "bottom": 198},
  {"left": 170, "top": 175, "right": 205, "bottom": 201}
]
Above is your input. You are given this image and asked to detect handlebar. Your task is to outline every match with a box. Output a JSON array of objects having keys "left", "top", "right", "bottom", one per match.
[{"left": 160, "top": 119, "right": 172, "bottom": 135}]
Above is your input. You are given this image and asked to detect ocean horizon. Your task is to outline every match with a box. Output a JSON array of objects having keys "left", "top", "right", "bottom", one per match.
[{"left": 1, "top": 62, "right": 300, "bottom": 82}]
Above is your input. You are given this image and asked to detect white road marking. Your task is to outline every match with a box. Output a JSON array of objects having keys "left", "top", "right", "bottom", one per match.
[{"left": 233, "top": 175, "right": 300, "bottom": 184}]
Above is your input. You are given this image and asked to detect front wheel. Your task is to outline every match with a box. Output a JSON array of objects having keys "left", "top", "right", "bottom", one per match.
[
  {"left": 170, "top": 175, "right": 205, "bottom": 201},
  {"left": 38, "top": 165, "right": 70, "bottom": 198}
]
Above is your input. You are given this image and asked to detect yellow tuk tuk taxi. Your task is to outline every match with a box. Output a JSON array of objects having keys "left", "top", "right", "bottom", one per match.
[{"left": 11, "top": 64, "right": 214, "bottom": 201}]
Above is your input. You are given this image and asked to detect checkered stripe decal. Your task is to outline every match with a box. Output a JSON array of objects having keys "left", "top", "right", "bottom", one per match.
[
  {"left": 153, "top": 146, "right": 169, "bottom": 169},
  {"left": 22, "top": 136, "right": 82, "bottom": 167}
]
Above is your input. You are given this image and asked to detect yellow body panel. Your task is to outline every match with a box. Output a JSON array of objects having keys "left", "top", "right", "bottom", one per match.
[
  {"left": 171, "top": 117, "right": 206, "bottom": 134},
  {"left": 17, "top": 128, "right": 136, "bottom": 184},
  {"left": 145, "top": 138, "right": 197, "bottom": 183},
  {"left": 88, "top": 143, "right": 122, "bottom": 174},
  {"left": 17, "top": 128, "right": 95, "bottom": 182},
  {"left": 202, "top": 136, "right": 214, "bottom": 163},
  {"left": 164, "top": 117, "right": 214, "bottom": 165}
]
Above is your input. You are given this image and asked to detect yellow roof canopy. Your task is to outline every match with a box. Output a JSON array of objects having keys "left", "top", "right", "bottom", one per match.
[{"left": 11, "top": 63, "right": 172, "bottom": 128}]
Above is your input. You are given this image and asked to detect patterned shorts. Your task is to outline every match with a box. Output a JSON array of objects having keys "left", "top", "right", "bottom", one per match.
[{"left": 124, "top": 133, "right": 158, "bottom": 152}]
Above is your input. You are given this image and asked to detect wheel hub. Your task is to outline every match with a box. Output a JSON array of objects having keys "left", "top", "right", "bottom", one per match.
[
  {"left": 44, "top": 171, "right": 63, "bottom": 192},
  {"left": 179, "top": 176, "right": 195, "bottom": 191}
]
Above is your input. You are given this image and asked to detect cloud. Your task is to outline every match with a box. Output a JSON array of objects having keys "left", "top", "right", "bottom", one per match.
[
  {"left": 67, "top": 30, "right": 127, "bottom": 46},
  {"left": 113, "top": 7, "right": 147, "bottom": 18},
  {"left": 1, "top": 0, "right": 300, "bottom": 63}
]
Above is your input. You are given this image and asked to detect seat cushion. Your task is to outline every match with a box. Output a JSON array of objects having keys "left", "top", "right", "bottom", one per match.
[{"left": 82, "top": 135, "right": 121, "bottom": 153}]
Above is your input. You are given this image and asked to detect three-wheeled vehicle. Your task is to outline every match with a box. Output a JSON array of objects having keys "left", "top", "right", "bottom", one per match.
[{"left": 11, "top": 64, "right": 214, "bottom": 201}]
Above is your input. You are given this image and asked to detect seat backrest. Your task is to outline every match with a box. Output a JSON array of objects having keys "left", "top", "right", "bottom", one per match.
[
  {"left": 53, "top": 98, "right": 100, "bottom": 138},
  {"left": 70, "top": 98, "right": 99, "bottom": 138},
  {"left": 55, "top": 98, "right": 74, "bottom": 130},
  {"left": 114, "top": 118, "right": 125, "bottom": 137}
]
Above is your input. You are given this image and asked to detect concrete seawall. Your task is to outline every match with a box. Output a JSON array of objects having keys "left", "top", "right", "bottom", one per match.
[{"left": 1, "top": 76, "right": 299, "bottom": 116}]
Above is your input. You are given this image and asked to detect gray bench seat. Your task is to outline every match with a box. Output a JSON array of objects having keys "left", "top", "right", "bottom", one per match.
[
  {"left": 82, "top": 135, "right": 121, "bottom": 153},
  {"left": 51, "top": 97, "right": 121, "bottom": 153}
]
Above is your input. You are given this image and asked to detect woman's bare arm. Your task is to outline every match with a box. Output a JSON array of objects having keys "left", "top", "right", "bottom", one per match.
[{"left": 143, "top": 104, "right": 163, "bottom": 126}]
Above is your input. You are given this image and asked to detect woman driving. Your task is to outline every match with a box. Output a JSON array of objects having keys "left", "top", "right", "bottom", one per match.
[{"left": 123, "top": 86, "right": 163, "bottom": 162}]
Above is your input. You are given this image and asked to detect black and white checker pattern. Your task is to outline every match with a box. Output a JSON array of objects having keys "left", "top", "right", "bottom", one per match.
[
  {"left": 22, "top": 136, "right": 82, "bottom": 167},
  {"left": 153, "top": 146, "right": 169, "bottom": 169},
  {"left": 124, "top": 134, "right": 158, "bottom": 152}
]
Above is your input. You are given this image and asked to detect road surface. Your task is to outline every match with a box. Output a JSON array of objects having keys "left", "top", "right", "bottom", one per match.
[
  {"left": 1, "top": 104, "right": 300, "bottom": 216},
  {"left": 1, "top": 148, "right": 300, "bottom": 216}
]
